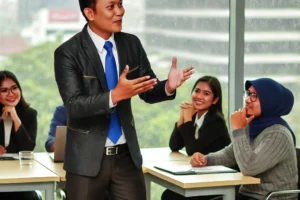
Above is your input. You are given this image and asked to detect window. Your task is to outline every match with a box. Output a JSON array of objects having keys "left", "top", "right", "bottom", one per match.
[{"left": 244, "top": 0, "right": 300, "bottom": 145}]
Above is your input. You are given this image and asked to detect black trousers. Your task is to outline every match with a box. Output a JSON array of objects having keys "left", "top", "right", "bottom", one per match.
[
  {"left": 0, "top": 191, "right": 39, "bottom": 200},
  {"left": 65, "top": 151, "right": 146, "bottom": 200}
]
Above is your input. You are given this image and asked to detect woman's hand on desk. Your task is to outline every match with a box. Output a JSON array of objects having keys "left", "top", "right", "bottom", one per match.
[{"left": 190, "top": 152, "right": 207, "bottom": 167}]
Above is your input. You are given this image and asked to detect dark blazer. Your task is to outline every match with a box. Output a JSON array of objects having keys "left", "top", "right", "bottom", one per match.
[
  {"left": 169, "top": 110, "right": 230, "bottom": 156},
  {"left": 54, "top": 25, "right": 175, "bottom": 177},
  {"left": 0, "top": 107, "right": 37, "bottom": 153}
]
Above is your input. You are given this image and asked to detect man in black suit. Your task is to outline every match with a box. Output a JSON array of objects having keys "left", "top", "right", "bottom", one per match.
[{"left": 54, "top": 0, "right": 194, "bottom": 199}]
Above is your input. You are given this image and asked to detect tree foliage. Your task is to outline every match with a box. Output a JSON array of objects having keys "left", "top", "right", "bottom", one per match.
[{"left": 0, "top": 39, "right": 63, "bottom": 152}]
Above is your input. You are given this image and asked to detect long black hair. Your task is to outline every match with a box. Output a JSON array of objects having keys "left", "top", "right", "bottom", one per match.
[
  {"left": 0, "top": 70, "right": 29, "bottom": 111},
  {"left": 191, "top": 75, "right": 224, "bottom": 117}
]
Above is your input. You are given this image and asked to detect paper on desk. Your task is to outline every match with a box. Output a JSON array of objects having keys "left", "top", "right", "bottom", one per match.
[
  {"left": 0, "top": 153, "right": 19, "bottom": 159},
  {"left": 191, "top": 165, "right": 237, "bottom": 174}
]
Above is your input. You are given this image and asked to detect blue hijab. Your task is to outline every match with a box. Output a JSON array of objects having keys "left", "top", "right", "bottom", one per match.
[{"left": 245, "top": 78, "right": 295, "bottom": 145}]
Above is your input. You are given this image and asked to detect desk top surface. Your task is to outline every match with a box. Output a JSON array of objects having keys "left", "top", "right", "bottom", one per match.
[
  {"left": 141, "top": 148, "right": 189, "bottom": 162},
  {"left": 34, "top": 148, "right": 189, "bottom": 178},
  {"left": 34, "top": 153, "right": 66, "bottom": 181},
  {"left": 33, "top": 148, "right": 260, "bottom": 188},
  {"left": 141, "top": 148, "right": 189, "bottom": 173},
  {"left": 144, "top": 161, "right": 260, "bottom": 188},
  {"left": 0, "top": 160, "right": 60, "bottom": 184}
]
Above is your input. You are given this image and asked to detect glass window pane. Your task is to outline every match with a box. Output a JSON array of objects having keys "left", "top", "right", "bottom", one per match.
[
  {"left": 245, "top": 0, "right": 300, "bottom": 146},
  {"left": 131, "top": 0, "right": 230, "bottom": 150}
]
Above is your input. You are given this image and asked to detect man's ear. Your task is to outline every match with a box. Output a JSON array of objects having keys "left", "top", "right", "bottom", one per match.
[
  {"left": 212, "top": 97, "right": 219, "bottom": 104},
  {"left": 83, "top": 8, "right": 94, "bottom": 21}
]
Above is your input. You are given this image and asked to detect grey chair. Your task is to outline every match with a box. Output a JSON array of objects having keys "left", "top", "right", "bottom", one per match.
[
  {"left": 35, "top": 190, "right": 43, "bottom": 200},
  {"left": 56, "top": 188, "right": 67, "bottom": 200},
  {"left": 263, "top": 148, "right": 300, "bottom": 200}
]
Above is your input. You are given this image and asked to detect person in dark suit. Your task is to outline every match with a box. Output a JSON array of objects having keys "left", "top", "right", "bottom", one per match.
[
  {"left": 161, "top": 76, "right": 231, "bottom": 200},
  {"left": 54, "top": 0, "right": 194, "bottom": 200},
  {"left": 0, "top": 70, "right": 39, "bottom": 200}
]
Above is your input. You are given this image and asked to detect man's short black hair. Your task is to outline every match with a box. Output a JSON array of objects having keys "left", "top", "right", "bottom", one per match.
[{"left": 78, "top": 0, "right": 96, "bottom": 21}]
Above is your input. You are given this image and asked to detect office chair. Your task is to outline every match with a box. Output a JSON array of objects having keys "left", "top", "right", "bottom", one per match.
[
  {"left": 56, "top": 188, "right": 67, "bottom": 200},
  {"left": 34, "top": 190, "right": 43, "bottom": 200},
  {"left": 263, "top": 148, "right": 300, "bottom": 200}
]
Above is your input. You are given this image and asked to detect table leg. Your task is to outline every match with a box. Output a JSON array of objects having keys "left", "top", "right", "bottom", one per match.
[
  {"left": 144, "top": 174, "right": 151, "bottom": 200},
  {"left": 222, "top": 187, "right": 235, "bottom": 200},
  {"left": 44, "top": 182, "right": 55, "bottom": 200}
]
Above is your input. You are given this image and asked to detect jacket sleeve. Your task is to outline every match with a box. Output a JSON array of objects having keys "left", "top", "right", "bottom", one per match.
[
  {"left": 206, "top": 144, "right": 237, "bottom": 167},
  {"left": 54, "top": 47, "right": 112, "bottom": 119},
  {"left": 14, "top": 108, "right": 38, "bottom": 151},
  {"left": 232, "top": 126, "right": 292, "bottom": 176},
  {"left": 178, "top": 119, "right": 230, "bottom": 156},
  {"left": 45, "top": 105, "right": 67, "bottom": 152},
  {"left": 169, "top": 123, "right": 185, "bottom": 151}
]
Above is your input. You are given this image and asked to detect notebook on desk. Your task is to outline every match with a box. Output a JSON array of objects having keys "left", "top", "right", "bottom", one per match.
[
  {"left": 49, "top": 126, "right": 67, "bottom": 162},
  {"left": 154, "top": 164, "right": 237, "bottom": 175}
]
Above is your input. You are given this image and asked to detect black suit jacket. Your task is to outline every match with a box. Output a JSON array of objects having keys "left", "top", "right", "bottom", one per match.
[
  {"left": 0, "top": 107, "right": 37, "bottom": 153},
  {"left": 169, "top": 110, "right": 230, "bottom": 156},
  {"left": 54, "top": 25, "right": 175, "bottom": 177}
]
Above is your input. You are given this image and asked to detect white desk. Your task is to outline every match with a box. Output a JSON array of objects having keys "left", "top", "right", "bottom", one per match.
[
  {"left": 0, "top": 160, "right": 59, "bottom": 200},
  {"left": 144, "top": 161, "right": 260, "bottom": 200},
  {"left": 34, "top": 148, "right": 260, "bottom": 200},
  {"left": 34, "top": 153, "right": 66, "bottom": 182}
]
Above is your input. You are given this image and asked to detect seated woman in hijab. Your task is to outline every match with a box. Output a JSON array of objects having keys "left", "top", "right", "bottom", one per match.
[
  {"left": 0, "top": 70, "right": 40, "bottom": 200},
  {"left": 191, "top": 78, "right": 298, "bottom": 200}
]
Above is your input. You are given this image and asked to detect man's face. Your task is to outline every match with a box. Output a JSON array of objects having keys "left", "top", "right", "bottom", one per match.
[{"left": 84, "top": 0, "right": 125, "bottom": 39}]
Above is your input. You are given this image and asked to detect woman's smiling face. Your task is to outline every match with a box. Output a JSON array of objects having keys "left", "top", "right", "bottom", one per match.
[
  {"left": 0, "top": 78, "right": 21, "bottom": 107},
  {"left": 191, "top": 81, "right": 218, "bottom": 115}
]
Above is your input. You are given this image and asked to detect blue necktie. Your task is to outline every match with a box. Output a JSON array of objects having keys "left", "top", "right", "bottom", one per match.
[{"left": 104, "top": 41, "right": 122, "bottom": 144}]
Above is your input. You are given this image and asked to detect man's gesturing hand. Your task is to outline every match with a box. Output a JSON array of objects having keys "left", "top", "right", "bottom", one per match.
[
  {"left": 112, "top": 65, "right": 157, "bottom": 104},
  {"left": 166, "top": 57, "right": 194, "bottom": 94}
]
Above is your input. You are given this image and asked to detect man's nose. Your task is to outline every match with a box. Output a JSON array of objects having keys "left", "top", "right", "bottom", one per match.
[{"left": 115, "top": 7, "right": 124, "bottom": 16}]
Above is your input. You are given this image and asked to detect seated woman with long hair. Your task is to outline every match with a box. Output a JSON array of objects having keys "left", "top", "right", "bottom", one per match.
[
  {"left": 161, "top": 76, "right": 231, "bottom": 200},
  {"left": 0, "top": 70, "right": 39, "bottom": 200}
]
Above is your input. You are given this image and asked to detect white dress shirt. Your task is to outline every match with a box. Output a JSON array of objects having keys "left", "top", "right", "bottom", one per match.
[
  {"left": 87, "top": 26, "right": 126, "bottom": 146},
  {"left": 194, "top": 111, "right": 207, "bottom": 139},
  {"left": 87, "top": 26, "right": 174, "bottom": 146},
  {"left": 4, "top": 117, "right": 13, "bottom": 147}
]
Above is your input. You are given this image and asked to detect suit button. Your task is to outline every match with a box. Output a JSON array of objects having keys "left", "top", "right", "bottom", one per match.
[{"left": 101, "top": 131, "right": 106, "bottom": 136}]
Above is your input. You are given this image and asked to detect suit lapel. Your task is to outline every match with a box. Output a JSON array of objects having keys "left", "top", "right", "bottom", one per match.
[
  {"left": 114, "top": 33, "right": 127, "bottom": 76},
  {"left": 81, "top": 24, "right": 108, "bottom": 90}
]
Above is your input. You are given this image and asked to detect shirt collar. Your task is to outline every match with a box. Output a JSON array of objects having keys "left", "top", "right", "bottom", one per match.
[
  {"left": 87, "top": 25, "right": 117, "bottom": 53},
  {"left": 194, "top": 111, "right": 208, "bottom": 127}
]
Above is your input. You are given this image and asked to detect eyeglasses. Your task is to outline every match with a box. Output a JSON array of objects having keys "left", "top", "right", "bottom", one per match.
[
  {"left": 243, "top": 90, "right": 257, "bottom": 102},
  {"left": 0, "top": 85, "right": 19, "bottom": 96}
]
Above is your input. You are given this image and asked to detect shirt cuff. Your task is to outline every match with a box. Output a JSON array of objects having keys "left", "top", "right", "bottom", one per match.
[
  {"left": 165, "top": 84, "right": 175, "bottom": 96},
  {"left": 109, "top": 91, "right": 116, "bottom": 108}
]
